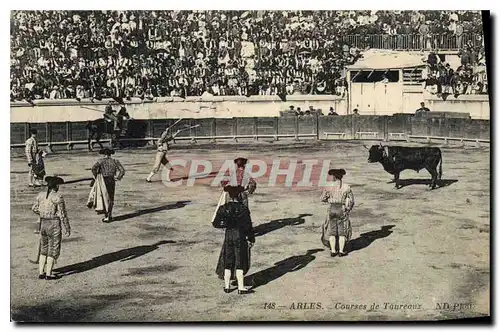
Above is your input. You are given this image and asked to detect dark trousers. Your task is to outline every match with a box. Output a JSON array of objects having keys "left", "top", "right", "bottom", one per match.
[
  {"left": 103, "top": 114, "right": 119, "bottom": 130},
  {"left": 103, "top": 176, "right": 116, "bottom": 218}
]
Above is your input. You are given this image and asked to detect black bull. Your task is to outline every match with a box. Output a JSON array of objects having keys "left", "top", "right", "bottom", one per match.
[
  {"left": 85, "top": 117, "right": 148, "bottom": 151},
  {"left": 366, "top": 144, "right": 443, "bottom": 189}
]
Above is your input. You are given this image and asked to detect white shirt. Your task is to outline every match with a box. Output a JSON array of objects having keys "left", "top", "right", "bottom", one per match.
[
  {"left": 421, "top": 67, "right": 429, "bottom": 80},
  {"left": 111, "top": 22, "right": 121, "bottom": 32},
  {"left": 241, "top": 41, "right": 255, "bottom": 58},
  {"left": 49, "top": 90, "right": 60, "bottom": 99},
  {"left": 218, "top": 52, "right": 230, "bottom": 65},
  {"left": 212, "top": 85, "right": 220, "bottom": 95},
  {"left": 248, "top": 69, "right": 257, "bottom": 83},
  {"left": 37, "top": 57, "right": 49, "bottom": 67},
  {"left": 98, "top": 58, "right": 107, "bottom": 68},
  {"left": 76, "top": 88, "right": 85, "bottom": 99},
  {"left": 448, "top": 22, "right": 457, "bottom": 34}
]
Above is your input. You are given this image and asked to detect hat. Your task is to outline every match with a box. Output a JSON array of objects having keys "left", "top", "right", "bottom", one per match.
[
  {"left": 99, "top": 148, "right": 115, "bottom": 155},
  {"left": 45, "top": 176, "right": 64, "bottom": 187},
  {"left": 234, "top": 157, "right": 248, "bottom": 168},
  {"left": 223, "top": 185, "right": 245, "bottom": 199},
  {"left": 30, "top": 128, "right": 38, "bottom": 135},
  {"left": 328, "top": 168, "right": 346, "bottom": 179}
]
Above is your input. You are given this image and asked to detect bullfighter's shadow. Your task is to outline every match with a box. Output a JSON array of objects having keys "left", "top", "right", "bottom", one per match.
[
  {"left": 347, "top": 225, "right": 395, "bottom": 253},
  {"left": 253, "top": 214, "right": 312, "bottom": 237},
  {"left": 64, "top": 177, "right": 94, "bottom": 185},
  {"left": 123, "top": 162, "right": 149, "bottom": 167},
  {"left": 387, "top": 179, "right": 458, "bottom": 189},
  {"left": 171, "top": 171, "right": 220, "bottom": 182},
  {"left": 110, "top": 201, "right": 190, "bottom": 222},
  {"left": 244, "top": 249, "right": 323, "bottom": 290},
  {"left": 53, "top": 240, "right": 176, "bottom": 276}
]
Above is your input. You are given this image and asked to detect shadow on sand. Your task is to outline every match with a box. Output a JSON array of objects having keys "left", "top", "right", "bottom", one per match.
[
  {"left": 11, "top": 298, "right": 116, "bottom": 322},
  {"left": 123, "top": 162, "right": 150, "bottom": 167},
  {"left": 110, "top": 201, "right": 190, "bottom": 222},
  {"left": 253, "top": 214, "right": 312, "bottom": 237},
  {"left": 171, "top": 171, "right": 220, "bottom": 182},
  {"left": 244, "top": 249, "right": 323, "bottom": 290},
  {"left": 54, "top": 240, "right": 176, "bottom": 277},
  {"left": 347, "top": 225, "right": 395, "bottom": 253},
  {"left": 64, "top": 177, "right": 94, "bottom": 185},
  {"left": 387, "top": 179, "right": 458, "bottom": 190}
]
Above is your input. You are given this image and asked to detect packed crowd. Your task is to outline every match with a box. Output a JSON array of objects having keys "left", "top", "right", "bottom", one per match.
[
  {"left": 343, "top": 10, "right": 483, "bottom": 49},
  {"left": 10, "top": 10, "right": 485, "bottom": 101},
  {"left": 422, "top": 40, "right": 488, "bottom": 97}
]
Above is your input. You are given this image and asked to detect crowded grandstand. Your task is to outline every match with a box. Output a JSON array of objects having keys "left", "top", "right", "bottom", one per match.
[{"left": 10, "top": 10, "right": 487, "bottom": 102}]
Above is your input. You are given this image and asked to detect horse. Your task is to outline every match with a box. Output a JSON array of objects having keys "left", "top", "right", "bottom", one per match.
[{"left": 85, "top": 107, "right": 135, "bottom": 151}]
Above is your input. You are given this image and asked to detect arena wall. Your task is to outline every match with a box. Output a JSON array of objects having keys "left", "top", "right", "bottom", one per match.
[
  {"left": 10, "top": 96, "right": 347, "bottom": 123},
  {"left": 10, "top": 93, "right": 488, "bottom": 124},
  {"left": 424, "top": 93, "right": 490, "bottom": 120},
  {"left": 349, "top": 86, "right": 489, "bottom": 119},
  {"left": 10, "top": 113, "right": 490, "bottom": 147}
]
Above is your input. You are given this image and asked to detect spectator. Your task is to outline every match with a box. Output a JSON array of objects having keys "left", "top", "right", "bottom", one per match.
[
  {"left": 328, "top": 107, "right": 338, "bottom": 116},
  {"left": 10, "top": 10, "right": 485, "bottom": 100},
  {"left": 49, "top": 85, "right": 61, "bottom": 99},
  {"left": 424, "top": 44, "right": 486, "bottom": 97},
  {"left": 415, "top": 102, "right": 430, "bottom": 115}
]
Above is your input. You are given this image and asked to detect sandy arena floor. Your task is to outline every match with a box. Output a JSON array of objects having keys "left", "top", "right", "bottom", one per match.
[{"left": 10, "top": 140, "right": 490, "bottom": 322}]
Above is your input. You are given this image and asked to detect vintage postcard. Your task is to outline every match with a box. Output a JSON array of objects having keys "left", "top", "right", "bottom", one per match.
[{"left": 9, "top": 10, "right": 490, "bottom": 322}]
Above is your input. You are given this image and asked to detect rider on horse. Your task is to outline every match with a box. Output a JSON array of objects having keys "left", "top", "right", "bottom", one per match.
[
  {"left": 117, "top": 105, "right": 130, "bottom": 135},
  {"left": 103, "top": 101, "right": 129, "bottom": 135},
  {"left": 103, "top": 101, "right": 119, "bottom": 132}
]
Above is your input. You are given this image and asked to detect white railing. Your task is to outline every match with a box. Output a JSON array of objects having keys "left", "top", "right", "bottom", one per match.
[{"left": 407, "top": 135, "right": 490, "bottom": 145}]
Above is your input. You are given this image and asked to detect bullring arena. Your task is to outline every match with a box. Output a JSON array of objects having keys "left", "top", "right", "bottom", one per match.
[
  {"left": 10, "top": 138, "right": 490, "bottom": 321},
  {"left": 10, "top": 9, "right": 491, "bottom": 322}
]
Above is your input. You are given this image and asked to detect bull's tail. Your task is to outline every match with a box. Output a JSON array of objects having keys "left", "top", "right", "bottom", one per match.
[{"left": 438, "top": 150, "right": 443, "bottom": 180}]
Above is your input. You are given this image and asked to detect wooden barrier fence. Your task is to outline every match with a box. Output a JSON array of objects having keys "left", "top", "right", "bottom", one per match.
[{"left": 10, "top": 114, "right": 490, "bottom": 150}]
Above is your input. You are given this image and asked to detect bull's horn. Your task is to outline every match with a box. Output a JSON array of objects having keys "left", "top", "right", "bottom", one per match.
[{"left": 362, "top": 144, "right": 369, "bottom": 150}]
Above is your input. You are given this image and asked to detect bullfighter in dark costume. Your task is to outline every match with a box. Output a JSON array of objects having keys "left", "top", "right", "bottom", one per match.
[
  {"left": 221, "top": 157, "right": 257, "bottom": 208},
  {"left": 213, "top": 185, "right": 255, "bottom": 294}
]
